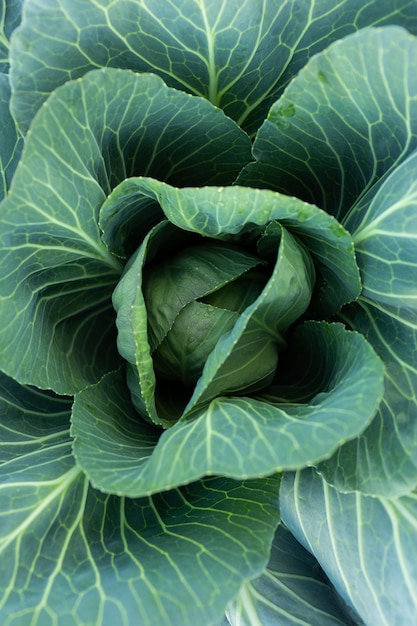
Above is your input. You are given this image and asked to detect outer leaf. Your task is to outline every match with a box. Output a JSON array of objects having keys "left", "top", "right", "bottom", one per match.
[
  {"left": 9, "top": 0, "right": 417, "bottom": 133},
  {"left": 71, "top": 323, "right": 384, "bottom": 497},
  {"left": 0, "top": 73, "right": 23, "bottom": 199},
  {"left": 226, "top": 524, "right": 356, "bottom": 626},
  {"left": 346, "top": 148, "right": 417, "bottom": 312},
  {"left": 0, "top": 372, "right": 281, "bottom": 626},
  {"left": 71, "top": 368, "right": 161, "bottom": 486},
  {"left": 100, "top": 178, "right": 361, "bottom": 316},
  {"left": 314, "top": 152, "right": 417, "bottom": 496},
  {"left": 0, "top": 68, "right": 250, "bottom": 394},
  {"left": 238, "top": 27, "right": 417, "bottom": 221},
  {"left": 281, "top": 469, "right": 417, "bottom": 625},
  {"left": 318, "top": 300, "right": 417, "bottom": 497},
  {"left": 0, "top": 371, "right": 72, "bottom": 465},
  {"left": 0, "top": 0, "right": 22, "bottom": 72},
  {"left": 9, "top": 0, "right": 307, "bottom": 133},
  {"left": 316, "top": 151, "right": 417, "bottom": 496}
]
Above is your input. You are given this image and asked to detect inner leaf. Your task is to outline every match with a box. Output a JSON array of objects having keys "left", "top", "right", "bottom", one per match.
[{"left": 143, "top": 241, "right": 263, "bottom": 350}]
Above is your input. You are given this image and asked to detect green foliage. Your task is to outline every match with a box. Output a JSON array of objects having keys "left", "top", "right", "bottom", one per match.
[
  {"left": 0, "top": 73, "right": 22, "bottom": 199},
  {"left": 281, "top": 469, "right": 417, "bottom": 624},
  {"left": 238, "top": 27, "right": 417, "bottom": 219},
  {"left": 0, "top": 371, "right": 280, "bottom": 626},
  {"left": 1, "top": 1, "right": 417, "bottom": 624}
]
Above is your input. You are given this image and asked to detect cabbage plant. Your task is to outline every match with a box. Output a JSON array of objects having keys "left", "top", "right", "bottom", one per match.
[{"left": 1, "top": 1, "right": 417, "bottom": 624}]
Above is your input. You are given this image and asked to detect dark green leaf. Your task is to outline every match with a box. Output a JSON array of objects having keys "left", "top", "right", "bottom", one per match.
[
  {"left": 9, "top": 0, "right": 308, "bottom": 133},
  {"left": 143, "top": 240, "right": 262, "bottom": 350},
  {"left": 9, "top": 0, "right": 417, "bottom": 133},
  {"left": 239, "top": 27, "right": 417, "bottom": 221},
  {"left": 182, "top": 224, "right": 313, "bottom": 411},
  {"left": 0, "top": 73, "right": 23, "bottom": 199},
  {"left": 0, "top": 372, "right": 72, "bottom": 465}
]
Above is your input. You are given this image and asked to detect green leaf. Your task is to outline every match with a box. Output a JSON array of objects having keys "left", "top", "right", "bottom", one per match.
[
  {"left": 0, "top": 73, "right": 23, "bottom": 199},
  {"left": 0, "top": 371, "right": 281, "bottom": 625},
  {"left": 0, "top": 371, "right": 73, "bottom": 465},
  {"left": 71, "top": 368, "right": 161, "bottom": 488},
  {"left": 9, "top": 0, "right": 417, "bottom": 133},
  {"left": 317, "top": 150, "right": 417, "bottom": 496},
  {"left": 112, "top": 222, "right": 186, "bottom": 427},
  {"left": 9, "top": 0, "right": 307, "bottom": 132},
  {"left": 281, "top": 469, "right": 417, "bottom": 625},
  {"left": 345, "top": 148, "right": 417, "bottom": 312},
  {"left": 0, "top": 68, "right": 250, "bottom": 395},
  {"left": 238, "top": 27, "right": 417, "bottom": 221},
  {"left": 100, "top": 179, "right": 361, "bottom": 316},
  {"left": 153, "top": 300, "right": 239, "bottom": 386},
  {"left": 71, "top": 323, "right": 383, "bottom": 497},
  {"left": 318, "top": 300, "right": 417, "bottom": 497},
  {"left": 116, "top": 277, "right": 156, "bottom": 419},
  {"left": 226, "top": 524, "right": 355, "bottom": 626},
  {"left": 0, "top": 0, "right": 22, "bottom": 72}
]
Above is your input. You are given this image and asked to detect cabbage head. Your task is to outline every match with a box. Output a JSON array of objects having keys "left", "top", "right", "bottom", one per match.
[{"left": 1, "top": 2, "right": 417, "bottom": 625}]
